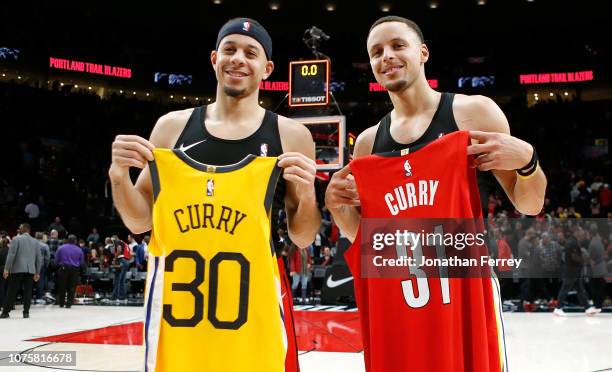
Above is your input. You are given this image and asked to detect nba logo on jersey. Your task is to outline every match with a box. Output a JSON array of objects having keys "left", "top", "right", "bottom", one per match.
[
  {"left": 260, "top": 143, "right": 268, "bottom": 156},
  {"left": 404, "top": 160, "right": 412, "bottom": 177},
  {"left": 242, "top": 21, "right": 251, "bottom": 31},
  {"left": 206, "top": 179, "right": 214, "bottom": 196}
]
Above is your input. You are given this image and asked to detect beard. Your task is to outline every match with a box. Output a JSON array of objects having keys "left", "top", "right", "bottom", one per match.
[
  {"left": 384, "top": 79, "right": 409, "bottom": 92},
  {"left": 223, "top": 85, "right": 248, "bottom": 98}
]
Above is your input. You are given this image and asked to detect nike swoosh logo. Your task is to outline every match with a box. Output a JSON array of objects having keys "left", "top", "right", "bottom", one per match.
[
  {"left": 326, "top": 275, "right": 353, "bottom": 288},
  {"left": 179, "top": 139, "right": 206, "bottom": 152}
]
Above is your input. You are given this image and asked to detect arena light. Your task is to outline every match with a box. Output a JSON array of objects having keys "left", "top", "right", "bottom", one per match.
[
  {"left": 549, "top": 92, "right": 554, "bottom": 96},
  {"left": 183, "top": 96, "right": 186, "bottom": 100},
  {"left": 207, "top": 98, "right": 212, "bottom": 102},
  {"left": 1, "top": 73, "right": 5, "bottom": 77},
  {"left": 535, "top": 96, "right": 539, "bottom": 101},
  {"left": 326, "top": 3, "right": 336, "bottom": 11},
  {"left": 17, "top": 76, "right": 22, "bottom": 79},
  {"left": 564, "top": 92, "right": 569, "bottom": 96},
  {"left": 430, "top": 1, "right": 438, "bottom": 8},
  {"left": 119, "top": 90, "right": 123, "bottom": 94},
  {"left": 458, "top": 75, "right": 495, "bottom": 88},
  {"left": 170, "top": 95, "right": 174, "bottom": 99},
  {"left": 133, "top": 91, "right": 136, "bottom": 95},
  {"left": 154, "top": 72, "right": 193, "bottom": 86},
  {"left": 88, "top": 86, "right": 92, "bottom": 90},
  {"left": 60, "top": 82, "right": 64, "bottom": 86},
  {"left": 381, "top": 4, "right": 391, "bottom": 12},
  {"left": 477, "top": 0, "right": 486, "bottom": 5},
  {"left": 146, "top": 93, "right": 150, "bottom": 96},
  {"left": 74, "top": 84, "right": 79, "bottom": 88},
  {"left": 269, "top": 2, "right": 279, "bottom": 10},
  {"left": 213, "top": 0, "right": 222, "bottom": 3}
]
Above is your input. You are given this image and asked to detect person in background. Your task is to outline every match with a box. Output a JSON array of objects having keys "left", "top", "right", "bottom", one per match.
[
  {"left": 24, "top": 199, "right": 40, "bottom": 231},
  {"left": 48, "top": 216, "right": 67, "bottom": 238},
  {"left": 587, "top": 224, "right": 606, "bottom": 313},
  {"left": 103, "top": 237, "right": 114, "bottom": 256},
  {"left": 554, "top": 227, "right": 599, "bottom": 316},
  {"left": 518, "top": 228, "right": 537, "bottom": 311},
  {"left": 1, "top": 223, "right": 42, "bottom": 319},
  {"left": 89, "top": 245, "right": 101, "bottom": 268},
  {"left": 127, "top": 234, "right": 137, "bottom": 267},
  {"left": 86, "top": 227, "right": 100, "bottom": 245},
  {"left": 0, "top": 237, "right": 10, "bottom": 309},
  {"left": 134, "top": 235, "right": 147, "bottom": 272},
  {"left": 321, "top": 246, "right": 333, "bottom": 266},
  {"left": 111, "top": 238, "right": 131, "bottom": 303},
  {"left": 537, "top": 231, "right": 562, "bottom": 306},
  {"left": 47, "top": 229, "right": 60, "bottom": 259},
  {"left": 34, "top": 232, "right": 50, "bottom": 302},
  {"left": 54, "top": 235, "right": 84, "bottom": 308},
  {"left": 289, "top": 243, "right": 312, "bottom": 304}
]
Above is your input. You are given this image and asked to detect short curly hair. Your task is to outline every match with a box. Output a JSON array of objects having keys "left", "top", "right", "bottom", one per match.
[{"left": 369, "top": 16, "right": 424, "bottom": 43}]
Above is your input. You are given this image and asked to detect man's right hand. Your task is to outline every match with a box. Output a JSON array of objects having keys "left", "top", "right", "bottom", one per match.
[
  {"left": 109, "top": 135, "right": 155, "bottom": 180},
  {"left": 324, "top": 165, "right": 360, "bottom": 211}
]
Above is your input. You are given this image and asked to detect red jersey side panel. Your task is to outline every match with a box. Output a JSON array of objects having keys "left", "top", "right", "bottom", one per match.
[{"left": 278, "top": 257, "right": 300, "bottom": 372}]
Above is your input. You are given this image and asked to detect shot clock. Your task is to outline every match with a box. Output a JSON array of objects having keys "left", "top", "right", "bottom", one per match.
[{"left": 288, "top": 59, "right": 330, "bottom": 107}]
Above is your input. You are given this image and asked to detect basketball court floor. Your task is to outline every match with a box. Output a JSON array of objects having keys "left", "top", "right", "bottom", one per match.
[{"left": 0, "top": 304, "right": 610, "bottom": 372}]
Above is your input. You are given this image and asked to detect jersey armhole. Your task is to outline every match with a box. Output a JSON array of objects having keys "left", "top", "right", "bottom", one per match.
[
  {"left": 148, "top": 160, "right": 161, "bottom": 203},
  {"left": 447, "top": 93, "right": 460, "bottom": 132},
  {"left": 172, "top": 106, "right": 204, "bottom": 149},
  {"left": 371, "top": 114, "right": 390, "bottom": 154},
  {"left": 264, "top": 161, "right": 282, "bottom": 213},
  {"left": 349, "top": 159, "right": 368, "bottom": 228},
  {"left": 459, "top": 131, "right": 484, "bottom": 218}
]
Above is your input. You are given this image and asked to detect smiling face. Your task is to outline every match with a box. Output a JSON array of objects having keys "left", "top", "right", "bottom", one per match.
[
  {"left": 367, "top": 21, "right": 429, "bottom": 93},
  {"left": 211, "top": 34, "right": 274, "bottom": 98}
]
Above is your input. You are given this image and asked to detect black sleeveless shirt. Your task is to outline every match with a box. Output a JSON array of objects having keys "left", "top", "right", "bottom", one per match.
[
  {"left": 173, "top": 105, "right": 286, "bottom": 247},
  {"left": 174, "top": 106, "right": 284, "bottom": 164},
  {"left": 371, "top": 92, "right": 489, "bottom": 209},
  {"left": 372, "top": 92, "right": 458, "bottom": 153}
]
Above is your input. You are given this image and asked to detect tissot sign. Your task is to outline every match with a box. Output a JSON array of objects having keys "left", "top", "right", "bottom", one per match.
[{"left": 49, "top": 57, "right": 132, "bottom": 78}]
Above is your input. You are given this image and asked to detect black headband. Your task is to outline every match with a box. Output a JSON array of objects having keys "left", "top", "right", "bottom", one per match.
[{"left": 216, "top": 18, "right": 272, "bottom": 60}]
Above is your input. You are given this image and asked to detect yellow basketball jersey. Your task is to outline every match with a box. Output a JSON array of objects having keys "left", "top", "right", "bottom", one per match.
[{"left": 144, "top": 149, "right": 286, "bottom": 372}]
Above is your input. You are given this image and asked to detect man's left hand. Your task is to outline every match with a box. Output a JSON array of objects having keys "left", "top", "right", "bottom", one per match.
[
  {"left": 278, "top": 152, "right": 317, "bottom": 197},
  {"left": 2, "top": 271, "right": 8, "bottom": 279},
  {"left": 467, "top": 131, "right": 534, "bottom": 172},
  {"left": 34, "top": 274, "right": 40, "bottom": 282}
]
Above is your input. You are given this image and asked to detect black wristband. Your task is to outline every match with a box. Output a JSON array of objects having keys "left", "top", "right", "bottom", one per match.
[{"left": 516, "top": 146, "right": 538, "bottom": 177}]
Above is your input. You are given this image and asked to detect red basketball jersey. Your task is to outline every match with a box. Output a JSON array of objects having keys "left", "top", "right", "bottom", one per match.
[{"left": 347, "top": 131, "right": 507, "bottom": 372}]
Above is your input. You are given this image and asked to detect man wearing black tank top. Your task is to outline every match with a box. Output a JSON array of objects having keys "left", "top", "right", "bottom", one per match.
[
  {"left": 325, "top": 16, "right": 547, "bottom": 241},
  {"left": 108, "top": 18, "right": 320, "bottom": 249}
]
